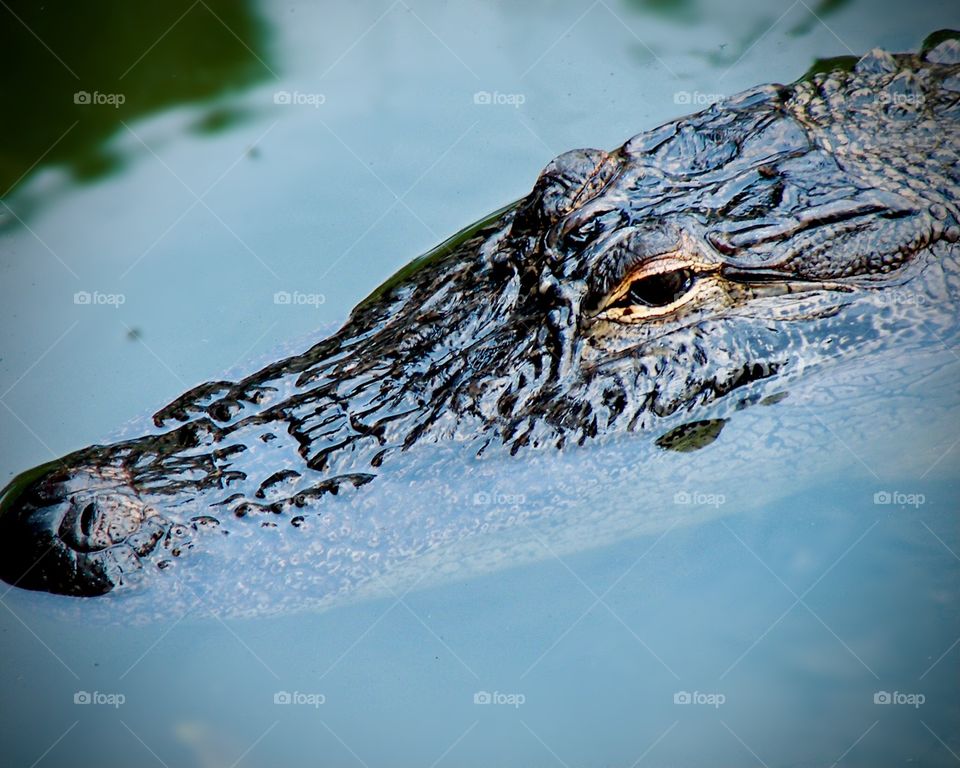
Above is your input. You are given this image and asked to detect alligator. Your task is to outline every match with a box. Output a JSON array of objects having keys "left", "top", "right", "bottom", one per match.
[{"left": 1, "top": 35, "right": 959, "bottom": 605}]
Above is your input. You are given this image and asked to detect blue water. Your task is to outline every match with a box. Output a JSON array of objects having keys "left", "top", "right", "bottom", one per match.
[{"left": 1, "top": 0, "right": 959, "bottom": 765}]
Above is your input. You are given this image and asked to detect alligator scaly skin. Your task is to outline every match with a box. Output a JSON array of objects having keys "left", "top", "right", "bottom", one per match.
[{"left": 1, "top": 36, "right": 958, "bottom": 601}]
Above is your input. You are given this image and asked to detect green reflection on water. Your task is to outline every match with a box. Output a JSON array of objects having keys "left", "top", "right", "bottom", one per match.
[
  {"left": 788, "top": 0, "right": 853, "bottom": 36},
  {"left": 625, "top": 0, "right": 700, "bottom": 23},
  {"left": 0, "top": 0, "right": 273, "bottom": 204}
]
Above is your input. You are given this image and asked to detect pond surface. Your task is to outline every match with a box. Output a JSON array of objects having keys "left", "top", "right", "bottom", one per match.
[{"left": 1, "top": 0, "right": 959, "bottom": 765}]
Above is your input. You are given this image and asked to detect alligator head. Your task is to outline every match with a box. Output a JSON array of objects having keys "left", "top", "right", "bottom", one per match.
[{"left": 2, "top": 39, "right": 959, "bottom": 599}]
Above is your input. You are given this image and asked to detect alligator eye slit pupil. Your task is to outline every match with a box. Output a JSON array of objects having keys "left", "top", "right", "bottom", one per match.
[{"left": 625, "top": 268, "right": 694, "bottom": 307}]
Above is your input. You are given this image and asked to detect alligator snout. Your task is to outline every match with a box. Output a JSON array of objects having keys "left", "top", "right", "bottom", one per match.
[{"left": 0, "top": 462, "right": 161, "bottom": 596}]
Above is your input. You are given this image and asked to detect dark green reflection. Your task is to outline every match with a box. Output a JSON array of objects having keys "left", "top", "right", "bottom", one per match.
[
  {"left": 0, "top": 0, "right": 273, "bottom": 207},
  {"left": 788, "top": 0, "right": 854, "bottom": 36},
  {"left": 624, "top": 0, "right": 700, "bottom": 24}
]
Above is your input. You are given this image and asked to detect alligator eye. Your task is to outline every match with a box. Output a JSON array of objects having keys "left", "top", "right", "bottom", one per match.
[
  {"left": 619, "top": 268, "right": 695, "bottom": 308},
  {"left": 592, "top": 263, "right": 715, "bottom": 323},
  {"left": 605, "top": 268, "right": 696, "bottom": 312}
]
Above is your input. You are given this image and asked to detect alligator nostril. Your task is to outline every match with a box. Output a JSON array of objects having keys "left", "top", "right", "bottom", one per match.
[
  {"left": 0, "top": 462, "right": 141, "bottom": 596},
  {"left": 79, "top": 502, "right": 96, "bottom": 538}
]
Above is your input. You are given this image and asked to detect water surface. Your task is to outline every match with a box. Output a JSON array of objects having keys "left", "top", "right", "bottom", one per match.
[{"left": 1, "top": 1, "right": 959, "bottom": 765}]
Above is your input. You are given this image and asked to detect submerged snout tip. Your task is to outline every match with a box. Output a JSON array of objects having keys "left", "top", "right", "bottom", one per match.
[{"left": 0, "top": 462, "right": 126, "bottom": 597}]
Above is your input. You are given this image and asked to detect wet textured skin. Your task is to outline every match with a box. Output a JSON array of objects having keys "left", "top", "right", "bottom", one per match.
[{"left": 2, "top": 36, "right": 959, "bottom": 599}]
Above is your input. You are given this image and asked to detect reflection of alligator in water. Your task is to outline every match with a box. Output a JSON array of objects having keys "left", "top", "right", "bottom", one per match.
[
  {"left": 0, "top": 0, "right": 271, "bottom": 227},
  {"left": 1, "top": 36, "right": 959, "bottom": 600}
]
